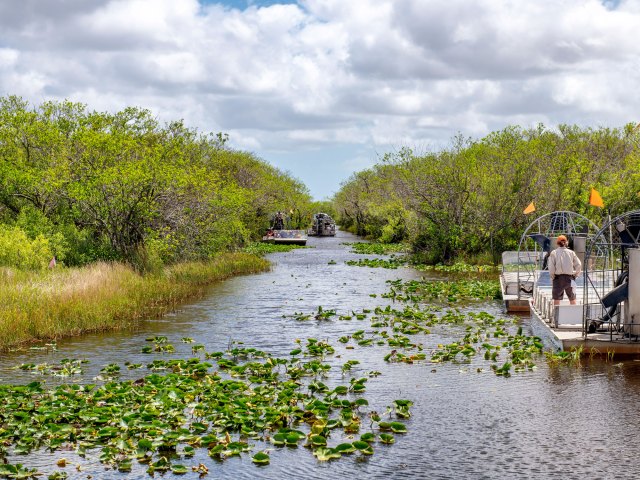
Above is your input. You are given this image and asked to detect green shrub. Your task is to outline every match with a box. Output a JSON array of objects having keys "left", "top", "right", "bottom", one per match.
[{"left": 0, "top": 226, "right": 53, "bottom": 270}]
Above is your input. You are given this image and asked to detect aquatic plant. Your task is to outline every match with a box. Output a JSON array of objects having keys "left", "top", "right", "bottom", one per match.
[
  {"left": 415, "top": 262, "right": 499, "bottom": 273},
  {"left": 342, "top": 242, "right": 408, "bottom": 255},
  {"left": 545, "top": 345, "right": 584, "bottom": 366},
  {"left": 345, "top": 257, "right": 407, "bottom": 269},
  {"left": 0, "top": 341, "right": 410, "bottom": 476},
  {"left": 383, "top": 278, "right": 501, "bottom": 303}
]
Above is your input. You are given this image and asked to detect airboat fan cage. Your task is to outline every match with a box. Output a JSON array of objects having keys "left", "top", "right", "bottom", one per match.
[
  {"left": 512, "top": 211, "right": 599, "bottom": 300},
  {"left": 582, "top": 210, "right": 640, "bottom": 338}
]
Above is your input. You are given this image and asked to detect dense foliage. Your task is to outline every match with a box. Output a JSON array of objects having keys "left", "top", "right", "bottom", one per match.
[
  {"left": 0, "top": 96, "right": 315, "bottom": 271},
  {"left": 333, "top": 125, "right": 640, "bottom": 263}
]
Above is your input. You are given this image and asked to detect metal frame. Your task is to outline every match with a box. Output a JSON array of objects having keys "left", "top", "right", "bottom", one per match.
[{"left": 582, "top": 210, "right": 640, "bottom": 340}]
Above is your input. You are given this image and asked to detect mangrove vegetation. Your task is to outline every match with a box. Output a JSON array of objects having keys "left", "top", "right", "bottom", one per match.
[
  {"left": 0, "top": 96, "right": 318, "bottom": 271},
  {"left": 333, "top": 124, "right": 640, "bottom": 263}
]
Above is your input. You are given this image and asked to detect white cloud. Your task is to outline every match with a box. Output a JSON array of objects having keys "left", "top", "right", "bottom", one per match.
[{"left": 0, "top": 0, "right": 639, "bottom": 197}]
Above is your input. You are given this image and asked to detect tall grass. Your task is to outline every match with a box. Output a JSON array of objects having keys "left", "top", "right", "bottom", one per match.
[{"left": 0, "top": 253, "right": 270, "bottom": 351}]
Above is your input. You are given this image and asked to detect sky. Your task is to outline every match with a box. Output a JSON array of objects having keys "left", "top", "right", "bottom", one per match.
[{"left": 0, "top": 0, "right": 638, "bottom": 199}]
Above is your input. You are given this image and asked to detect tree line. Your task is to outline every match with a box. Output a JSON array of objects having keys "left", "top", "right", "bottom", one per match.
[
  {"left": 0, "top": 96, "right": 318, "bottom": 271},
  {"left": 332, "top": 124, "right": 640, "bottom": 263}
]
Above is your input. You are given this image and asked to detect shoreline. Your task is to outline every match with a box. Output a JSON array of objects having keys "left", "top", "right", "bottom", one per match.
[{"left": 0, "top": 252, "right": 270, "bottom": 351}]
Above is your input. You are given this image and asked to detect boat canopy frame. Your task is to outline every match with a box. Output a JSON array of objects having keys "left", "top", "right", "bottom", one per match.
[
  {"left": 514, "top": 211, "right": 599, "bottom": 301},
  {"left": 582, "top": 209, "right": 640, "bottom": 339}
]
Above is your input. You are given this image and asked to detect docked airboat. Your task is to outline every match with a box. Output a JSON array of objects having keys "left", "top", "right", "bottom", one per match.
[
  {"left": 500, "top": 211, "right": 598, "bottom": 313},
  {"left": 528, "top": 210, "right": 640, "bottom": 355}
]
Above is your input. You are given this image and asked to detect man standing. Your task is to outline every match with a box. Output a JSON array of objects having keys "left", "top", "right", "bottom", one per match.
[{"left": 548, "top": 235, "right": 582, "bottom": 305}]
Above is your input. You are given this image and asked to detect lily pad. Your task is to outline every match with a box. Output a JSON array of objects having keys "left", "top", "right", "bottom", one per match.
[
  {"left": 313, "top": 447, "right": 342, "bottom": 461},
  {"left": 389, "top": 422, "right": 407, "bottom": 433},
  {"left": 252, "top": 452, "right": 270, "bottom": 464},
  {"left": 171, "top": 465, "right": 188, "bottom": 474},
  {"left": 379, "top": 433, "right": 395, "bottom": 444}
]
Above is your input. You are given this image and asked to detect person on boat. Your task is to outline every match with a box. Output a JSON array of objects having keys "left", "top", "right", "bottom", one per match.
[
  {"left": 274, "top": 211, "right": 284, "bottom": 230},
  {"left": 548, "top": 235, "right": 582, "bottom": 306}
]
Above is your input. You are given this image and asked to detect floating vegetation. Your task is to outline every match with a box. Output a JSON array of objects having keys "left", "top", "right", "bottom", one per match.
[
  {"left": 315, "top": 306, "right": 337, "bottom": 320},
  {"left": 342, "top": 242, "right": 408, "bottom": 255},
  {"left": 243, "top": 242, "right": 309, "bottom": 255},
  {"left": 415, "top": 262, "right": 499, "bottom": 273},
  {"left": 141, "top": 336, "right": 176, "bottom": 354},
  {"left": 14, "top": 358, "right": 87, "bottom": 377},
  {"left": 295, "top": 289, "right": 542, "bottom": 378},
  {"left": 345, "top": 256, "right": 407, "bottom": 269},
  {"left": 383, "top": 278, "right": 501, "bottom": 303},
  {"left": 545, "top": 345, "right": 584, "bottom": 366},
  {"left": 0, "top": 341, "right": 410, "bottom": 477}
]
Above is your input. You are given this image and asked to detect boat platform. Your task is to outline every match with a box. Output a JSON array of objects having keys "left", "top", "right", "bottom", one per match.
[
  {"left": 261, "top": 229, "right": 308, "bottom": 246},
  {"left": 500, "top": 272, "right": 532, "bottom": 312},
  {"left": 499, "top": 251, "right": 538, "bottom": 313},
  {"left": 529, "top": 271, "right": 640, "bottom": 356}
]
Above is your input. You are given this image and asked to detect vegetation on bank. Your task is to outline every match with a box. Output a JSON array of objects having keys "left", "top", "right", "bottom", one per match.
[
  {"left": 0, "top": 96, "right": 322, "bottom": 272},
  {"left": 0, "top": 96, "right": 321, "bottom": 348},
  {"left": 333, "top": 124, "right": 640, "bottom": 263},
  {"left": 0, "top": 253, "right": 269, "bottom": 351}
]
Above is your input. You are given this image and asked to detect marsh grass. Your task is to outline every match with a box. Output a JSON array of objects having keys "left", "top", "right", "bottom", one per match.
[{"left": 0, "top": 253, "right": 269, "bottom": 350}]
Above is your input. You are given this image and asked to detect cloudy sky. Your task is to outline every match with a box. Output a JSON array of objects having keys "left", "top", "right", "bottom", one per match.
[{"left": 0, "top": 0, "right": 638, "bottom": 199}]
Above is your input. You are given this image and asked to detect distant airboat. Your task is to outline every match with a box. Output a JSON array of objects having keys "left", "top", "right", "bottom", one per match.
[
  {"left": 261, "top": 211, "right": 308, "bottom": 246},
  {"left": 308, "top": 213, "right": 336, "bottom": 237}
]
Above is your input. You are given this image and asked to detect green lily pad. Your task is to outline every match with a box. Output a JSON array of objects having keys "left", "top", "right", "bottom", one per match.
[
  {"left": 335, "top": 443, "right": 356, "bottom": 453},
  {"left": 171, "top": 464, "right": 188, "bottom": 474},
  {"left": 252, "top": 452, "right": 270, "bottom": 464},
  {"left": 310, "top": 435, "right": 327, "bottom": 446},
  {"left": 377, "top": 421, "right": 392, "bottom": 431},
  {"left": 360, "top": 432, "right": 375, "bottom": 443},
  {"left": 313, "top": 447, "right": 342, "bottom": 461},
  {"left": 389, "top": 422, "right": 407, "bottom": 433}
]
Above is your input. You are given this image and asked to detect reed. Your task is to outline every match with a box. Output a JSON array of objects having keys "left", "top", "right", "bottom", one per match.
[{"left": 0, "top": 253, "right": 270, "bottom": 351}]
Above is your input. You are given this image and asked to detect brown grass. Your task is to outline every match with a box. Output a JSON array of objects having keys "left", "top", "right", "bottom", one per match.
[{"left": 0, "top": 253, "right": 270, "bottom": 351}]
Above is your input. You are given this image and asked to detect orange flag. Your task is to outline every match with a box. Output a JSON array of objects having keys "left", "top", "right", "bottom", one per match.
[
  {"left": 589, "top": 188, "right": 604, "bottom": 208},
  {"left": 523, "top": 202, "right": 536, "bottom": 214}
]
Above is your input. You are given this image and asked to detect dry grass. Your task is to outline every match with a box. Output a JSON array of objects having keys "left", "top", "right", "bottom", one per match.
[{"left": 0, "top": 253, "right": 270, "bottom": 351}]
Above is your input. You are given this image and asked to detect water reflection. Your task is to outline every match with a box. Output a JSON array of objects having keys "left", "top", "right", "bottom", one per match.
[{"left": 1, "top": 230, "right": 639, "bottom": 479}]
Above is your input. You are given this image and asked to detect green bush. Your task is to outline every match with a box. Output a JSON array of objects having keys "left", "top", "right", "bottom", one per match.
[{"left": 0, "top": 226, "right": 53, "bottom": 270}]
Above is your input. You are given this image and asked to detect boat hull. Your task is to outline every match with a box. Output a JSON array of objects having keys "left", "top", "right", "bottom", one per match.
[
  {"left": 261, "top": 229, "right": 308, "bottom": 246},
  {"left": 261, "top": 237, "right": 307, "bottom": 246}
]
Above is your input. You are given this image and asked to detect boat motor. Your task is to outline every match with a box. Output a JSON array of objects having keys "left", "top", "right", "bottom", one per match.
[{"left": 589, "top": 271, "right": 628, "bottom": 333}]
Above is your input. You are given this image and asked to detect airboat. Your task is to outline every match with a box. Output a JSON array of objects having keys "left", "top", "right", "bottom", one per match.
[
  {"left": 500, "top": 211, "right": 598, "bottom": 313},
  {"left": 308, "top": 213, "right": 336, "bottom": 237},
  {"left": 261, "top": 229, "right": 308, "bottom": 246},
  {"left": 261, "top": 211, "right": 308, "bottom": 246},
  {"left": 529, "top": 210, "right": 640, "bottom": 355}
]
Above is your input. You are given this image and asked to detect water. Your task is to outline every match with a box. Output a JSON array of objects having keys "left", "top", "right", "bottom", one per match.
[{"left": 2, "top": 230, "right": 640, "bottom": 479}]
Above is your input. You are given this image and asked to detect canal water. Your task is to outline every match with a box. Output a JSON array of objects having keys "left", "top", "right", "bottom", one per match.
[{"left": 2, "top": 230, "right": 640, "bottom": 479}]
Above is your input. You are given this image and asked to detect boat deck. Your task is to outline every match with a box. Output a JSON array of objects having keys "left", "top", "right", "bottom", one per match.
[{"left": 529, "top": 270, "right": 640, "bottom": 356}]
